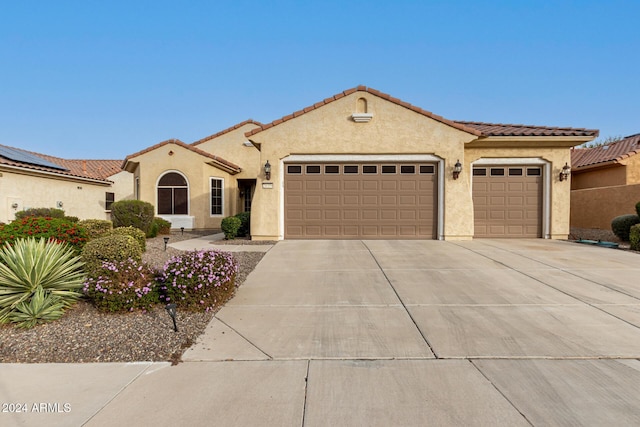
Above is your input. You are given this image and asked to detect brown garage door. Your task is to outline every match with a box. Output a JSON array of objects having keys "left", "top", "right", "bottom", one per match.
[
  {"left": 285, "top": 163, "right": 437, "bottom": 239},
  {"left": 473, "top": 166, "right": 542, "bottom": 238}
]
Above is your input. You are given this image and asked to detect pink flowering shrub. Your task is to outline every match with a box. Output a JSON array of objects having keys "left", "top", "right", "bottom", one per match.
[
  {"left": 160, "top": 249, "right": 238, "bottom": 312},
  {"left": 83, "top": 258, "right": 158, "bottom": 312}
]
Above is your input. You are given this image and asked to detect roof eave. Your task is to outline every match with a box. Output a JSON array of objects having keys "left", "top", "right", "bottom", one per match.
[{"left": 467, "top": 135, "right": 596, "bottom": 148}]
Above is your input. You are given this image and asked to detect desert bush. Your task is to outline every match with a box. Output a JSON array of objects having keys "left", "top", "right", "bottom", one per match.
[
  {"left": 83, "top": 258, "right": 158, "bottom": 312},
  {"left": 111, "top": 226, "right": 146, "bottom": 252},
  {"left": 79, "top": 219, "right": 113, "bottom": 240},
  {"left": 153, "top": 217, "right": 172, "bottom": 235},
  {"left": 159, "top": 249, "right": 238, "bottom": 312},
  {"left": 630, "top": 224, "right": 640, "bottom": 251},
  {"left": 82, "top": 234, "right": 142, "bottom": 274},
  {"left": 235, "top": 212, "right": 251, "bottom": 237},
  {"left": 110, "top": 200, "right": 155, "bottom": 236},
  {"left": 0, "top": 238, "right": 85, "bottom": 328},
  {"left": 221, "top": 216, "right": 242, "bottom": 240},
  {"left": 0, "top": 217, "right": 88, "bottom": 254},
  {"left": 15, "top": 207, "right": 66, "bottom": 220},
  {"left": 611, "top": 214, "right": 640, "bottom": 242}
]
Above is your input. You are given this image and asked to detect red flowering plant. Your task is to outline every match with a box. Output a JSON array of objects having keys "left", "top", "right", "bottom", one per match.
[
  {"left": 0, "top": 217, "right": 88, "bottom": 254},
  {"left": 159, "top": 249, "right": 238, "bottom": 312}
]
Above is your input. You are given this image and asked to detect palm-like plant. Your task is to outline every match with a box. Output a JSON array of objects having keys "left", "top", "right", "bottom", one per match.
[{"left": 0, "top": 238, "right": 85, "bottom": 328}]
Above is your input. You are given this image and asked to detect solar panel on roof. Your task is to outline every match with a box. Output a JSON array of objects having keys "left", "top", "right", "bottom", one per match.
[{"left": 0, "top": 145, "right": 69, "bottom": 171}]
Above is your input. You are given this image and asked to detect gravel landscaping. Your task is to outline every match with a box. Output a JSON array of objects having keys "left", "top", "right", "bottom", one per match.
[{"left": 0, "top": 231, "right": 270, "bottom": 364}]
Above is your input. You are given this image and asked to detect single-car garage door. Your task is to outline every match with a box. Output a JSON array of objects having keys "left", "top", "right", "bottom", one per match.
[
  {"left": 285, "top": 163, "right": 437, "bottom": 239},
  {"left": 473, "top": 165, "right": 542, "bottom": 238}
]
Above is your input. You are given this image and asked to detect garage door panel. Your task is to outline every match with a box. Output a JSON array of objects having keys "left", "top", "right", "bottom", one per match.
[
  {"left": 400, "top": 181, "right": 417, "bottom": 191},
  {"left": 343, "top": 181, "right": 359, "bottom": 191},
  {"left": 362, "top": 210, "right": 378, "bottom": 220},
  {"left": 285, "top": 162, "right": 437, "bottom": 239},
  {"left": 362, "top": 181, "right": 379, "bottom": 190},
  {"left": 380, "top": 181, "right": 398, "bottom": 191},
  {"left": 343, "top": 210, "right": 359, "bottom": 220},
  {"left": 324, "top": 180, "right": 340, "bottom": 191},
  {"left": 362, "top": 195, "right": 377, "bottom": 205},
  {"left": 473, "top": 165, "right": 542, "bottom": 238}
]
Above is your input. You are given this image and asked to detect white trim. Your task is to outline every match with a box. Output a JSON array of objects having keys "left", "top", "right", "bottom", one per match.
[
  {"left": 285, "top": 154, "right": 442, "bottom": 163},
  {"left": 209, "top": 177, "right": 225, "bottom": 217},
  {"left": 155, "top": 170, "right": 190, "bottom": 215},
  {"left": 281, "top": 154, "right": 444, "bottom": 240},
  {"left": 470, "top": 158, "right": 551, "bottom": 239}
]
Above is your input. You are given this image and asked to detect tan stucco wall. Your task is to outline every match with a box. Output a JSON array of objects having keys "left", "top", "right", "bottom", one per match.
[
  {"left": 571, "top": 184, "right": 640, "bottom": 229},
  {"left": 193, "top": 123, "right": 262, "bottom": 179},
  {"left": 127, "top": 143, "right": 235, "bottom": 229},
  {"left": 571, "top": 165, "right": 626, "bottom": 190},
  {"left": 247, "top": 91, "right": 478, "bottom": 240},
  {"left": 465, "top": 147, "right": 573, "bottom": 239},
  {"left": 625, "top": 155, "right": 640, "bottom": 184},
  {"left": 0, "top": 169, "right": 133, "bottom": 223}
]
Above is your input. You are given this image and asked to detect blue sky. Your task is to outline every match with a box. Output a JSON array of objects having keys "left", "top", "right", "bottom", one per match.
[{"left": 1, "top": 0, "right": 638, "bottom": 159}]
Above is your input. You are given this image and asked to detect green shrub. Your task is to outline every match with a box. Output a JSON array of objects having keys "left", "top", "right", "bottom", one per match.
[
  {"left": 110, "top": 200, "right": 155, "bottom": 236},
  {"left": 235, "top": 212, "right": 251, "bottom": 237},
  {"left": 81, "top": 234, "right": 142, "bottom": 274},
  {"left": 79, "top": 219, "right": 113, "bottom": 240},
  {"left": 153, "top": 217, "right": 172, "bottom": 235},
  {"left": 83, "top": 258, "right": 158, "bottom": 312},
  {"left": 111, "top": 226, "right": 146, "bottom": 252},
  {"left": 0, "top": 238, "right": 85, "bottom": 328},
  {"left": 221, "top": 216, "right": 242, "bottom": 240},
  {"left": 611, "top": 214, "right": 640, "bottom": 242},
  {"left": 159, "top": 249, "right": 238, "bottom": 312},
  {"left": 636, "top": 201, "right": 640, "bottom": 218},
  {"left": 630, "top": 224, "right": 640, "bottom": 251},
  {"left": 15, "top": 207, "right": 66, "bottom": 220},
  {"left": 0, "top": 217, "right": 88, "bottom": 254}
]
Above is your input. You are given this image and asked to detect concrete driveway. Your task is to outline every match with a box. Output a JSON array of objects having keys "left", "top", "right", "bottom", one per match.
[{"left": 4, "top": 239, "right": 640, "bottom": 426}]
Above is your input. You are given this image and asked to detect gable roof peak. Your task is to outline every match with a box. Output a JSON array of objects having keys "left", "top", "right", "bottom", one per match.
[
  {"left": 192, "top": 119, "right": 263, "bottom": 146},
  {"left": 245, "top": 86, "right": 483, "bottom": 138}
]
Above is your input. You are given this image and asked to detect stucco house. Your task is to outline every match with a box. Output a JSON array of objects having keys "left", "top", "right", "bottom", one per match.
[
  {"left": 571, "top": 133, "right": 640, "bottom": 230},
  {"left": 124, "top": 86, "right": 598, "bottom": 240},
  {"left": 0, "top": 144, "right": 133, "bottom": 223}
]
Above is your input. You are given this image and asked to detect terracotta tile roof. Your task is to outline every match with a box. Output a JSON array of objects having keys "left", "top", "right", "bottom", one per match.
[
  {"left": 571, "top": 133, "right": 640, "bottom": 169},
  {"left": 455, "top": 121, "right": 599, "bottom": 137},
  {"left": 245, "top": 86, "right": 484, "bottom": 138},
  {"left": 0, "top": 144, "right": 120, "bottom": 183},
  {"left": 192, "top": 119, "right": 263, "bottom": 146},
  {"left": 123, "top": 138, "right": 241, "bottom": 173}
]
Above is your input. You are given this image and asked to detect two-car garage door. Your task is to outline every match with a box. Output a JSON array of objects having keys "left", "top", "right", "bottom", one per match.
[{"left": 284, "top": 162, "right": 438, "bottom": 239}]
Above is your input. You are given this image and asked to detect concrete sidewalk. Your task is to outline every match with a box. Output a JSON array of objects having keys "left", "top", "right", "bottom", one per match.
[{"left": 2, "top": 239, "right": 640, "bottom": 426}]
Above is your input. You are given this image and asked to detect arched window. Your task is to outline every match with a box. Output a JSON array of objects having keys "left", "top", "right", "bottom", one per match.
[{"left": 157, "top": 172, "right": 188, "bottom": 215}]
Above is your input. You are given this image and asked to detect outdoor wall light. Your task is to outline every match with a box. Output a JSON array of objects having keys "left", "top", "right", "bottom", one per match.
[
  {"left": 264, "top": 160, "right": 271, "bottom": 180},
  {"left": 165, "top": 303, "right": 178, "bottom": 332},
  {"left": 559, "top": 163, "right": 571, "bottom": 181},
  {"left": 453, "top": 160, "right": 462, "bottom": 180},
  {"left": 163, "top": 237, "right": 170, "bottom": 251}
]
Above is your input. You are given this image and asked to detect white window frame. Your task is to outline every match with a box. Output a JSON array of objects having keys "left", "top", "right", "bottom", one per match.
[{"left": 210, "top": 177, "right": 224, "bottom": 217}]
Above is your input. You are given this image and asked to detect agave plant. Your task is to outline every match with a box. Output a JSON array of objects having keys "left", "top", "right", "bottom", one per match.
[{"left": 0, "top": 238, "right": 85, "bottom": 328}]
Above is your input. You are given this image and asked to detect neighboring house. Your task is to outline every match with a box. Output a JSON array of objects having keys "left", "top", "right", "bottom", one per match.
[
  {"left": 571, "top": 133, "right": 640, "bottom": 230},
  {"left": 0, "top": 144, "right": 133, "bottom": 223},
  {"left": 124, "top": 86, "right": 598, "bottom": 240}
]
